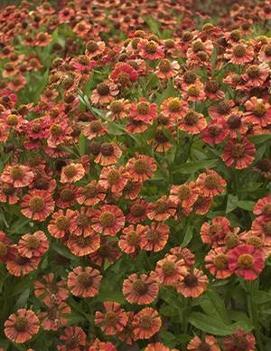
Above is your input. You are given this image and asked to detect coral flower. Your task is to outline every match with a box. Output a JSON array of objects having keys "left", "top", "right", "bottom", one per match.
[
  {"left": 225, "top": 43, "right": 254, "bottom": 64},
  {"left": 67, "top": 232, "right": 100, "bottom": 257},
  {"left": 179, "top": 110, "right": 207, "bottom": 135},
  {"left": 85, "top": 40, "right": 106, "bottom": 58},
  {"left": 223, "top": 329, "right": 256, "bottom": 351},
  {"left": 77, "top": 180, "right": 106, "bottom": 206},
  {"left": 177, "top": 268, "right": 208, "bottom": 298},
  {"left": 187, "top": 335, "right": 221, "bottom": 351},
  {"left": 94, "top": 142, "right": 122, "bottom": 166},
  {"left": 125, "top": 154, "right": 157, "bottom": 183},
  {"left": 60, "top": 163, "right": 85, "bottom": 184},
  {"left": 132, "top": 307, "right": 162, "bottom": 340},
  {"left": 95, "top": 301, "right": 128, "bottom": 336},
  {"left": 67, "top": 266, "right": 102, "bottom": 298},
  {"left": 201, "top": 117, "right": 228, "bottom": 145},
  {"left": 6, "top": 246, "right": 40, "bottom": 277},
  {"left": 34, "top": 273, "right": 69, "bottom": 306},
  {"left": 222, "top": 137, "right": 256, "bottom": 169},
  {"left": 145, "top": 343, "right": 177, "bottom": 351},
  {"left": 4, "top": 309, "right": 40, "bottom": 344},
  {"left": 58, "top": 326, "right": 86, "bottom": 351},
  {"left": 244, "top": 97, "right": 271, "bottom": 128},
  {"left": 140, "top": 223, "right": 169, "bottom": 252},
  {"left": 160, "top": 97, "right": 188, "bottom": 122},
  {"left": 138, "top": 39, "right": 164, "bottom": 60},
  {"left": 155, "top": 254, "right": 187, "bottom": 286},
  {"left": 48, "top": 209, "right": 75, "bottom": 238},
  {"left": 1, "top": 164, "right": 34, "bottom": 188},
  {"left": 119, "top": 224, "right": 145, "bottom": 254},
  {"left": 200, "top": 216, "right": 231, "bottom": 246},
  {"left": 69, "top": 207, "right": 94, "bottom": 237},
  {"left": 155, "top": 59, "right": 180, "bottom": 80},
  {"left": 196, "top": 170, "right": 226, "bottom": 197},
  {"left": 110, "top": 62, "right": 138, "bottom": 85},
  {"left": 129, "top": 100, "right": 157, "bottom": 124},
  {"left": 123, "top": 273, "right": 159, "bottom": 305},
  {"left": 251, "top": 216, "right": 271, "bottom": 245},
  {"left": 147, "top": 196, "right": 176, "bottom": 221},
  {"left": 228, "top": 244, "right": 265, "bottom": 280},
  {"left": 39, "top": 301, "right": 71, "bottom": 331},
  {"left": 21, "top": 190, "right": 55, "bottom": 221},
  {"left": 253, "top": 195, "right": 271, "bottom": 217},
  {"left": 92, "top": 204, "right": 125, "bottom": 236},
  {"left": 91, "top": 81, "right": 119, "bottom": 105},
  {"left": 99, "top": 166, "right": 128, "bottom": 195},
  {"left": 18, "top": 231, "right": 49, "bottom": 258},
  {"left": 205, "top": 247, "right": 232, "bottom": 279},
  {"left": 168, "top": 247, "right": 195, "bottom": 266}
]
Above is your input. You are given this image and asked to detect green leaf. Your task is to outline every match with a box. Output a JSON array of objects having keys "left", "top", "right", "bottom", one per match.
[
  {"left": 189, "top": 312, "right": 235, "bottom": 336},
  {"left": 226, "top": 194, "right": 238, "bottom": 214},
  {"left": 78, "top": 134, "right": 87, "bottom": 156},
  {"left": 181, "top": 225, "right": 193, "bottom": 247},
  {"left": 199, "top": 290, "right": 230, "bottom": 324},
  {"left": 173, "top": 159, "right": 218, "bottom": 174},
  {"left": 237, "top": 200, "right": 255, "bottom": 211}
]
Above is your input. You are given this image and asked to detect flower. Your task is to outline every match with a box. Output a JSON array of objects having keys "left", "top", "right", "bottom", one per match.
[
  {"left": 225, "top": 43, "right": 254, "bottom": 64},
  {"left": 129, "top": 99, "right": 157, "bottom": 124},
  {"left": 1, "top": 164, "right": 34, "bottom": 188},
  {"left": 179, "top": 110, "right": 207, "bottom": 135},
  {"left": 132, "top": 307, "right": 161, "bottom": 340},
  {"left": 125, "top": 154, "right": 157, "bottom": 183},
  {"left": 39, "top": 301, "right": 71, "bottom": 331},
  {"left": 123, "top": 273, "right": 159, "bottom": 304},
  {"left": 244, "top": 97, "right": 271, "bottom": 128},
  {"left": 196, "top": 170, "right": 226, "bottom": 197},
  {"left": 222, "top": 137, "right": 256, "bottom": 169},
  {"left": 4, "top": 309, "right": 40, "bottom": 344},
  {"left": 48, "top": 209, "right": 75, "bottom": 238},
  {"left": 187, "top": 335, "right": 221, "bottom": 351},
  {"left": 119, "top": 224, "right": 144, "bottom": 254},
  {"left": 228, "top": 244, "right": 265, "bottom": 280},
  {"left": 67, "top": 232, "right": 100, "bottom": 256},
  {"left": 200, "top": 216, "right": 231, "bottom": 246},
  {"left": 110, "top": 62, "right": 138, "bottom": 86},
  {"left": 67, "top": 266, "right": 102, "bottom": 298},
  {"left": 92, "top": 204, "right": 125, "bottom": 236},
  {"left": 58, "top": 326, "right": 86, "bottom": 351},
  {"left": 154, "top": 254, "right": 187, "bottom": 286},
  {"left": 60, "top": 163, "right": 85, "bottom": 183},
  {"left": 6, "top": 246, "right": 40, "bottom": 277},
  {"left": 140, "top": 223, "right": 169, "bottom": 252},
  {"left": 21, "top": 189, "right": 55, "bottom": 221},
  {"left": 177, "top": 268, "right": 208, "bottom": 297},
  {"left": 17, "top": 231, "right": 49, "bottom": 258},
  {"left": 94, "top": 142, "right": 122, "bottom": 166},
  {"left": 91, "top": 81, "right": 119, "bottom": 105},
  {"left": 95, "top": 301, "right": 128, "bottom": 336},
  {"left": 205, "top": 247, "right": 232, "bottom": 279},
  {"left": 223, "top": 329, "right": 256, "bottom": 351}
]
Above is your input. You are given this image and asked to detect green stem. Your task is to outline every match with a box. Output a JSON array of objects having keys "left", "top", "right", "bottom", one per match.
[{"left": 246, "top": 280, "right": 264, "bottom": 351}]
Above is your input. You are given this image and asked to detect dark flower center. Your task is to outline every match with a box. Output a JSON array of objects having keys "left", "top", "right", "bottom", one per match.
[
  {"left": 86, "top": 40, "right": 98, "bottom": 52},
  {"left": 159, "top": 59, "right": 171, "bottom": 73},
  {"left": 100, "top": 212, "right": 115, "bottom": 227},
  {"left": 78, "top": 272, "right": 93, "bottom": 288},
  {"left": 56, "top": 216, "right": 70, "bottom": 230},
  {"left": 11, "top": 166, "right": 24, "bottom": 180},
  {"left": 198, "top": 342, "right": 211, "bottom": 351},
  {"left": 232, "top": 143, "right": 245, "bottom": 159},
  {"left": 97, "top": 83, "right": 110, "bottom": 96},
  {"left": 162, "top": 261, "right": 175, "bottom": 276},
  {"left": 60, "top": 189, "right": 75, "bottom": 201},
  {"left": 168, "top": 98, "right": 181, "bottom": 112},
  {"left": 29, "top": 196, "right": 45, "bottom": 212},
  {"left": 214, "top": 254, "right": 228, "bottom": 269},
  {"left": 263, "top": 221, "right": 271, "bottom": 236},
  {"left": 100, "top": 143, "right": 114, "bottom": 156},
  {"left": 15, "top": 317, "right": 28, "bottom": 332},
  {"left": 233, "top": 44, "right": 246, "bottom": 58},
  {"left": 64, "top": 165, "right": 77, "bottom": 179},
  {"left": 237, "top": 254, "right": 254, "bottom": 268},
  {"left": 183, "top": 71, "right": 197, "bottom": 84},
  {"left": 247, "top": 65, "right": 260, "bottom": 79},
  {"left": 227, "top": 115, "right": 241, "bottom": 129},
  {"left": 145, "top": 41, "right": 157, "bottom": 54},
  {"left": 184, "top": 112, "right": 199, "bottom": 125},
  {"left": 133, "top": 279, "right": 148, "bottom": 295},
  {"left": 137, "top": 102, "right": 150, "bottom": 115},
  {"left": 184, "top": 274, "right": 198, "bottom": 287}
]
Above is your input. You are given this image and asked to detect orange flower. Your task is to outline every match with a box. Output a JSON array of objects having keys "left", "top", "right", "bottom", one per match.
[
  {"left": 95, "top": 301, "right": 128, "bottom": 336},
  {"left": 132, "top": 307, "right": 161, "bottom": 340},
  {"left": 21, "top": 189, "right": 55, "bottom": 221},
  {"left": 179, "top": 110, "right": 207, "bottom": 135},
  {"left": 147, "top": 196, "right": 176, "bottom": 221},
  {"left": 58, "top": 326, "right": 87, "bottom": 351},
  {"left": 39, "top": 301, "right": 71, "bottom": 331},
  {"left": 119, "top": 224, "right": 145, "bottom": 254},
  {"left": 123, "top": 273, "right": 159, "bottom": 304},
  {"left": 69, "top": 207, "right": 94, "bottom": 237},
  {"left": 67, "top": 266, "right": 102, "bottom": 298},
  {"left": 60, "top": 163, "right": 85, "bottom": 183},
  {"left": 187, "top": 335, "right": 221, "bottom": 351},
  {"left": 225, "top": 43, "right": 254, "bottom": 64},
  {"left": 94, "top": 142, "right": 122, "bottom": 166},
  {"left": 168, "top": 247, "right": 196, "bottom": 266},
  {"left": 244, "top": 97, "right": 271, "bottom": 128},
  {"left": 125, "top": 154, "right": 157, "bottom": 183},
  {"left": 200, "top": 216, "right": 231, "bottom": 247},
  {"left": 92, "top": 204, "right": 125, "bottom": 236},
  {"left": 1, "top": 164, "right": 34, "bottom": 188},
  {"left": 155, "top": 254, "right": 187, "bottom": 286},
  {"left": 99, "top": 166, "right": 128, "bottom": 195},
  {"left": 126, "top": 199, "right": 149, "bottom": 224},
  {"left": 196, "top": 170, "right": 226, "bottom": 197},
  {"left": 4, "top": 309, "right": 39, "bottom": 344},
  {"left": 222, "top": 137, "right": 256, "bottom": 169},
  {"left": 18, "top": 230, "right": 49, "bottom": 258},
  {"left": 91, "top": 81, "right": 119, "bottom": 105},
  {"left": 6, "top": 246, "right": 40, "bottom": 277},
  {"left": 205, "top": 247, "right": 232, "bottom": 279},
  {"left": 145, "top": 343, "right": 178, "bottom": 351},
  {"left": 140, "top": 223, "right": 169, "bottom": 252},
  {"left": 177, "top": 268, "right": 208, "bottom": 298},
  {"left": 67, "top": 232, "right": 100, "bottom": 256},
  {"left": 48, "top": 209, "right": 75, "bottom": 238},
  {"left": 129, "top": 99, "right": 157, "bottom": 124},
  {"left": 34, "top": 273, "right": 68, "bottom": 306}
]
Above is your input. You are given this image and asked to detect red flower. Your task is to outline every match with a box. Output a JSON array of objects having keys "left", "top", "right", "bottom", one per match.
[
  {"left": 222, "top": 137, "right": 256, "bottom": 169},
  {"left": 4, "top": 309, "right": 40, "bottom": 344},
  {"left": 92, "top": 204, "right": 125, "bottom": 236},
  {"left": 125, "top": 154, "right": 157, "bottom": 183},
  {"left": 67, "top": 266, "right": 102, "bottom": 298},
  {"left": 21, "top": 189, "right": 55, "bottom": 221},
  {"left": 228, "top": 244, "right": 265, "bottom": 280},
  {"left": 1, "top": 164, "right": 34, "bottom": 188},
  {"left": 132, "top": 307, "right": 161, "bottom": 340}
]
